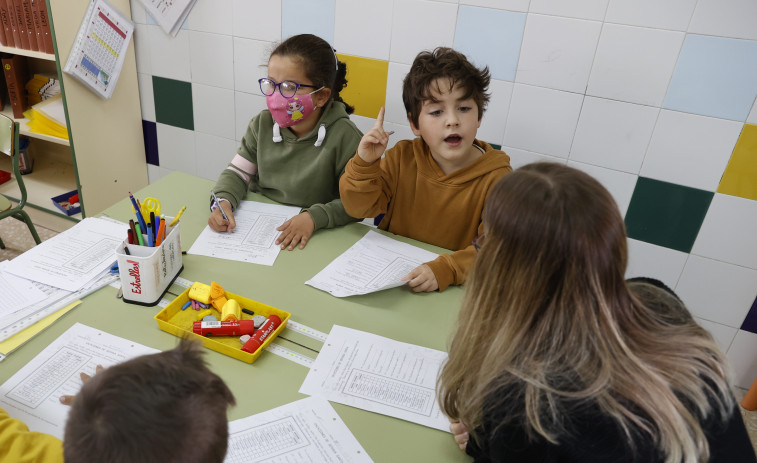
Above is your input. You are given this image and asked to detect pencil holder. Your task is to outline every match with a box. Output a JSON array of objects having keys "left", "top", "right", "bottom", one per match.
[{"left": 115, "top": 218, "right": 184, "bottom": 306}]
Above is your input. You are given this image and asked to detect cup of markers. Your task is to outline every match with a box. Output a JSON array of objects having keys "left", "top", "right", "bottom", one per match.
[{"left": 115, "top": 193, "right": 186, "bottom": 306}]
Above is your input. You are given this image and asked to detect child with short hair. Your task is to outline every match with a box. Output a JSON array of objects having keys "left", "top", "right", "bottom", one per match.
[
  {"left": 0, "top": 340, "right": 235, "bottom": 463},
  {"left": 339, "top": 47, "right": 512, "bottom": 292},
  {"left": 209, "top": 33, "right": 362, "bottom": 251}
]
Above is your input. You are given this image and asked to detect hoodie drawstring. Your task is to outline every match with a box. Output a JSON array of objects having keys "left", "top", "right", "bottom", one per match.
[{"left": 272, "top": 123, "right": 327, "bottom": 147}]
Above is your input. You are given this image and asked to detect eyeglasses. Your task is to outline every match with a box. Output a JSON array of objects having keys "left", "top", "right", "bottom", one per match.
[
  {"left": 472, "top": 233, "right": 485, "bottom": 251},
  {"left": 258, "top": 78, "right": 319, "bottom": 98}
]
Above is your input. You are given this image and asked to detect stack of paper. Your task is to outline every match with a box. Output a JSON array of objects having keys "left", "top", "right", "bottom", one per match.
[
  {"left": 24, "top": 95, "right": 68, "bottom": 140},
  {"left": 139, "top": 0, "right": 198, "bottom": 37},
  {"left": 25, "top": 74, "right": 61, "bottom": 106}
]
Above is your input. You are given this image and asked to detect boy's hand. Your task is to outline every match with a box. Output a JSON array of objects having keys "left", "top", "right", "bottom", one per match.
[
  {"left": 357, "top": 107, "right": 392, "bottom": 164},
  {"left": 208, "top": 202, "right": 236, "bottom": 232},
  {"left": 403, "top": 264, "right": 439, "bottom": 292},
  {"left": 450, "top": 420, "right": 470, "bottom": 452},
  {"left": 59, "top": 365, "right": 104, "bottom": 405},
  {"left": 276, "top": 211, "right": 315, "bottom": 250}
]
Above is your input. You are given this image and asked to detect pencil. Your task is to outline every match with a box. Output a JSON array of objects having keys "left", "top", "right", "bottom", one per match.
[
  {"left": 210, "top": 190, "right": 229, "bottom": 221},
  {"left": 168, "top": 206, "right": 186, "bottom": 227}
]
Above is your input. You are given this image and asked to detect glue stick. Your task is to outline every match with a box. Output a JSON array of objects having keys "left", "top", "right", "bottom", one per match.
[
  {"left": 241, "top": 315, "right": 282, "bottom": 353},
  {"left": 192, "top": 320, "right": 255, "bottom": 336}
]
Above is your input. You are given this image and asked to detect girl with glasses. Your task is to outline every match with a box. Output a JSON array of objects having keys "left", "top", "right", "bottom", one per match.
[
  {"left": 439, "top": 163, "right": 755, "bottom": 462},
  {"left": 209, "top": 34, "right": 362, "bottom": 251}
]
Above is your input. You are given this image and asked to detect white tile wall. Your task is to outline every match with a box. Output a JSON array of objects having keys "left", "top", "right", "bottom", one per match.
[
  {"left": 148, "top": 27, "right": 191, "bottom": 81},
  {"left": 727, "top": 330, "right": 757, "bottom": 388},
  {"left": 504, "top": 147, "right": 567, "bottom": 170},
  {"left": 529, "top": 0, "right": 609, "bottom": 21},
  {"left": 389, "top": 0, "right": 457, "bottom": 65},
  {"left": 477, "top": 80, "right": 513, "bottom": 146},
  {"left": 689, "top": 0, "right": 757, "bottom": 41},
  {"left": 233, "top": 38, "right": 272, "bottom": 95},
  {"left": 569, "top": 96, "right": 658, "bottom": 173},
  {"left": 195, "top": 132, "right": 239, "bottom": 181},
  {"left": 567, "top": 160, "right": 637, "bottom": 216},
  {"left": 137, "top": 73, "right": 155, "bottom": 121},
  {"left": 503, "top": 84, "right": 584, "bottom": 158},
  {"left": 516, "top": 14, "right": 602, "bottom": 93},
  {"left": 192, "top": 84, "right": 236, "bottom": 139},
  {"left": 460, "top": 0, "right": 529, "bottom": 12},
  {"left": 676, "top": 255, "right": 757, "bottom": 327},
  {"left": 186, "top": 0, "right": 233, "bottom": 34},
  {"left": 604, "top": 0, "right": 697, "bottom": 31},
  {"left": 587, "top": 24, "right": 684, "bottom": 106},
  {"left": 234, "top": 92, "right": 267, "bottom": 141},
  {"left": 625, "top": 238, "right": 688, "bottom": 288},
  {"left": 692, "top": 194, "right": 757, "bottom": 270},
  {"left": 695, "top": 318, "right": 738, "bottom": 353},
  {"left": 384, "top": 62, "right": 412, "bottom": 126},
  {"left": 232, "top": 0, "right": 281, "bottom": 41},
  {"left": 189, "top": 32, "right": 234, "bottom": 89},
  {"left": 748, "top": 99, "right": 757, "bottom": 125},
  {"left": 155, "top": 124, "right": 197, "bottom": 174},
  {"left": 133, "top": 24, "right": 152, "bottom": 75},
  {"left": 640, "top": 111, "right": 742, "bottom": 191},
  {"left": 334, "top": 0, "right": 393, "bottom": 60}
]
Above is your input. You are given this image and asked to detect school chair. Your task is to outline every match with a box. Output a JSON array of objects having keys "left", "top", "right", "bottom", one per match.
[{"left": 0, "top": 113, "right": 41, "bottom": 249}]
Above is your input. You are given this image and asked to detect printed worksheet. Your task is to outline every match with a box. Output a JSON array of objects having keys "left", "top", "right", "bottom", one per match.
[
  {"left": 4, "top": 217, "right": 124, "bottom": 292},
  {"left": 138, "top": 0, "right": 197, "bottom": 36},
  {"left": 0, "top": 261, "right": 47, "bottom": 318},
  {"left": 0, "top": 323, "right": 158, "bottom": 439},
  {"left": 188, "top": 201, "right": 301, "bottom": 266},
  {"left": 299, "top": 325, "right": 450, "bottom": 432},
  {"left": 225, "top": 397, "right": 372, "bottom": 463},
  {"left": 305, "top": 230, "right": 439, "bottom": 297}
]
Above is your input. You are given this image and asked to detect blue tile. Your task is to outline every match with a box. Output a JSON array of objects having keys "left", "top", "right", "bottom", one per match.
[
  {"left": 143, "top": 120, "right": 159, "bottom": 166},
  {"left": 741, "top": 295, "right": 757, "bottom": 334},
  {"left": 282, "top": 0, "right": 335, "bottom": 44},
  {"left": 453, "top": 6, "right": 526, "bottom": 81},
  {"left": 663, "top": 34, "right": 757, "bottom": 121}
]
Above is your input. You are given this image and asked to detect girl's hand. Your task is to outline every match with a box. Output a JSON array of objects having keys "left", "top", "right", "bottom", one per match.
[
  {"left": 208, "top": 202, "right": 236, "bottom": 232},
  {"left": 357, "top": 107, "right": 391, "bottom": 164},
  {"left": 450, "top": 420, "right": 469, "bottom": 452},
  {"left": 402, "top": 263, "right": 439, "bottom": 292},
  {"left": 276, "top": 212, "right": 315, "bottom": 250}
]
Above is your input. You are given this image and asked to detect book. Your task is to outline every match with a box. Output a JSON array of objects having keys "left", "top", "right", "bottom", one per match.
[
  {"left": 19, "top": 0, "right": 36, "bottom": 51},
  {"left": 2, "top": 54, "right": 29, "bottom": 118},
  {"left": 11, "top": 0, "right": 29, "bottom": 50},
  {"left": 0, "top": 1, "right": 7, "bottom": 46},
  {"left": 35, "top": 0, "right": 50, "bottom": 53},
  {"left": 4, "top": 0, "right": 19, "bottom": 48},
  {"left": 29, "top": 0, "right": 44, "bottom": 52}
]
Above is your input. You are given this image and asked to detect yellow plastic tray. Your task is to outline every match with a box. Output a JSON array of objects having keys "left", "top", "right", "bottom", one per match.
[{"left": 154, "top": 286, "right": 291, "bottom": 364}]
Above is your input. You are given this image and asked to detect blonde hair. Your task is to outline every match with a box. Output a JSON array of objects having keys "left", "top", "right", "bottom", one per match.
[{"left": 438, "top": 163, "right": 733, "bottom": 463}]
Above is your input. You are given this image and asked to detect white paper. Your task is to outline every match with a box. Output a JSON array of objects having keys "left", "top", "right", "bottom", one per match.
[
  {"left": 63, "top": 0, "right": 134, "bottom": 99},
  {"left": 4, "top": 217, "right": 125, "bottom": 292},
  {"left": 225, "top": 397, "right": 372, "bottom": 463},
  {"left": 0, "top": 262, "right": 47, "bottom": 318},
  {"left": 138, "top": 0, "right": 198, "bottom": 36},
  {"left": 305, "top": 230, "right": 439, "bottom": 297},
  {"left": 300, "top": 325, "right": 450, "bottom": 432},
  {"left": 188, "top": 201, "right": 301, "bottom": 266},
  {"left": 0, "top": 323, "right": 158, "bottom": 439}
]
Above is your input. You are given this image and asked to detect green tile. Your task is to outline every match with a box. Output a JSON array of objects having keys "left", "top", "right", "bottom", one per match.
[
  {"left": 625, "top": 177, "right": 714, "bottom": 253},
  {"left": 153, "top": 76, "right": 194, "bottom": 130},
  {"left": 489, "top": 143, "right": 502, "bottom": 150}
]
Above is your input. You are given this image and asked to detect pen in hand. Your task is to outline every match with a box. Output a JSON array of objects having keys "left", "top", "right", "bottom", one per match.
[{"left": 210, "top": 190, "right": 229, "bottom": 221}]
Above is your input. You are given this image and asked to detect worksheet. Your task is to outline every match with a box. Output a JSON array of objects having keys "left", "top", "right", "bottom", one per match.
[
  {"left": 0, "top": 261, "right": 47, "bottom": 318},
  {"left": 4, "top": 217, "right": 124, "bottom": 291},
  {"left": 299, "top": 325, "right": 450, "bottom": 432},
  {"left": 305, "top": 230, "right": 439, "bottom": 297},
  {"left": 138, "top": 0, "right": 197, "bottom": 36},
  {"left": 225, "top": 397, "right": 372, "bottom": 463},
  {"left": 188, "top": 201, "right": 301, "bottom": 266},
  {"left": 0, "top": 323, "right": 158, "bottom": 439}
]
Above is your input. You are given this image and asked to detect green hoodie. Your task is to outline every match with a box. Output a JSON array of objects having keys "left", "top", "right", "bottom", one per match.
[{"left": 213, "top": 101, "right": 363, "bottom": 230}]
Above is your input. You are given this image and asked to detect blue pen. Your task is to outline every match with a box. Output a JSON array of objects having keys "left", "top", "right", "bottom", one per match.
[
  {"left": 128, "top": 192, "right": 148, "bottom": 235},
  {"left": 147, "top": 222, "right": 154, "bottom": 247}
]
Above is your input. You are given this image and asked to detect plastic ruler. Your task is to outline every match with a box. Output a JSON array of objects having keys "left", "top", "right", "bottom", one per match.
[
  {"left": 265, "top": 343, "right": 314, "bottom": 368},
  {"left": 285, "top": 320, "right": 328, "bottom": 342}
]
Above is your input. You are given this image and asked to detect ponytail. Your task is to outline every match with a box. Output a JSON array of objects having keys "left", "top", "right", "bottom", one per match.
[{"left": 333, "top": 59, "right": 354, "bottom": 114}]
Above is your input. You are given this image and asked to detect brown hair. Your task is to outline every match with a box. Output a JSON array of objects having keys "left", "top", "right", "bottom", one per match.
[
  {"left": 271, "top": 34, "right": 354, "bottom": 114},
  {"left": 438, "top": 163, "right": 733, "bottom": 463},
  {"left": 402, "top": 47, "right": 490, "bottom": 127},
  {"left": 64, "top": 339, "right": 235, "bottom": 463}
]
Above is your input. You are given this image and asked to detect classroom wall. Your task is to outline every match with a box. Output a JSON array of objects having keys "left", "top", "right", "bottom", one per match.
[{"left": 129, "top": 0, "right": 757, "bottom": 388}]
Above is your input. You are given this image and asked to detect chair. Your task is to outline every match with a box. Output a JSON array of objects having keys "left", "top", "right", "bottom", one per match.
[{"left": 0, "top": 113, "right": 41, "bottom": 249}]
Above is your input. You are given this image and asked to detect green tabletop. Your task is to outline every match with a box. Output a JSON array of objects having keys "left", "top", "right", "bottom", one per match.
[{"left": 1, "top": 171, "right": 469, "bottom": 462}]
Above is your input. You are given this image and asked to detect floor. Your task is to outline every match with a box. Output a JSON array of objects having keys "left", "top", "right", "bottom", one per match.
[{"left": 1, "top": 215, "right": 756, "bottom": 456}]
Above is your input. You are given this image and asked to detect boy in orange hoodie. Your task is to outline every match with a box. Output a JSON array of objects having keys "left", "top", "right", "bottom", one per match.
[{"left": 340, "top": 47, "right": 512, "bottom": 292}]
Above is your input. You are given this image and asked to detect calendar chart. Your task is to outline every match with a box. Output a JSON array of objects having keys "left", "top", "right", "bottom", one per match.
[{"left": 64, "top": 0, "right": 134, "bottom": 99}]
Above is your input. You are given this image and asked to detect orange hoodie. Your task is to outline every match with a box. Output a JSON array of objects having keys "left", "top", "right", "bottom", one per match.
[{"left": 340, "top": 137, "right": 511, "bottom": 291}]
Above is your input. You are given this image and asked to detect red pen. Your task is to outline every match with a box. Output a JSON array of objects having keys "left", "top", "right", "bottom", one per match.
[{"left": 127, "top": 229, "right": 134, "bottom": 245}]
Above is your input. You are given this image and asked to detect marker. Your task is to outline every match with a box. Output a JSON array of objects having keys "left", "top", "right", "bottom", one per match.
[
  {"left": 168, "top": 206, "right": 186, "bottom": 227},
  {"left": 135, "top": 223, "right": 145, "bottom": 246},
  {"left": 210, "top": 190, "right": 229, "bottom": 221},
  {"left": 155, "top": 218, "right": 166, "bottom": 246},
  {"left": 128, "top": 192, "right": 147, "bottom": 234},
  {"left": 241, "top": 315, "right": 282, "bottom": 353},
  {"left": 193, "top": 320, "right": 256, "bottom": 336}
]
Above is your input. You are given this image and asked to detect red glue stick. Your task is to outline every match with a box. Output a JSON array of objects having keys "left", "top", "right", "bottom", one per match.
[
  {"left": 193, "top": 320, "right": 255, "bottom": 336},
  {"left": 241, "top": 315, "right": 282, "bottom": 353}
]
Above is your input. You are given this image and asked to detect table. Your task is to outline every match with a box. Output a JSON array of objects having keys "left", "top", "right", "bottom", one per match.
[{"left": 0, "top": 171, "right": 469, "bottom": 462}]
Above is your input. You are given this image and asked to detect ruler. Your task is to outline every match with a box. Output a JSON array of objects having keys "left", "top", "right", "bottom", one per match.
[
  {"left": 265, "top": 343, "right": 314, "bottom": 367},
  {"left": 285, "top": 320, "right": 328, "bottom": 342},
  {"left": 173, "top": 276, "right": 193, "bottom": 289}
]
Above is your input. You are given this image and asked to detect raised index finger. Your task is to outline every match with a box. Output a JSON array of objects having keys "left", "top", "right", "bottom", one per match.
[{"left": 374, "top": 107, "right": 385, "bottom": 130}]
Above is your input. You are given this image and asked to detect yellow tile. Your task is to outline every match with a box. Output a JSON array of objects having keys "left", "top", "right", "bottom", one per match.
[
  {"left": 336, "top": 54, "right": 388, "bottom": 119},
  {"left": 718, "top": 124, "right": 757, "bottom": 201}
]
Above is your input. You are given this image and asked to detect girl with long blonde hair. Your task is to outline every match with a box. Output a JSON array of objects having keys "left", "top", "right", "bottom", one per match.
[{"left": 438, "top": 163, "right": 755, "bottom": 462}]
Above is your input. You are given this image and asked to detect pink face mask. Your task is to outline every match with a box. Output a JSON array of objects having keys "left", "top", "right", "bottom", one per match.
[{"left": 266, "top": 89, "right": 321, "bottom": 128}]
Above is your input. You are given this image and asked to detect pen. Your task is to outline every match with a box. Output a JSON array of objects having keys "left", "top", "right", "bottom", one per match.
[
  {"left": 135, "top": 223, "right": 145, "bottom": 246},
  {"left": 168, "top": 205, "right": 186, "bottom": 227},
  {"left": 150, "top": 211, "right": 157, "bottom": 238},
  {"left": 129, "top": 192, "right": 148, "bottom": 235},
  {"left": 127, "top": 229, "right": 134, "bottom": 245},
  {"left": 210, "top": 190, "right": 229, "bottom": 221},
  {"left": 123, "top": 243, "right": 131, "bottom": 256},
  {"left": 128, "top": 219, "right": 137, "bottom": 243},
  {"left": 386, "top": 130, "right": 395, "bottom": 136},
  {"left": 155, "top": 218, "right": 166, "bottom": 246}
]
